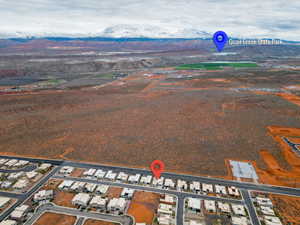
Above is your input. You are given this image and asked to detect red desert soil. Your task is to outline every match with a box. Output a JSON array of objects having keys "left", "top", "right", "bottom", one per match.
[
  {"left": 276, "top": 93, "right": 300, "bottom": 107},
  {"left": 127, "top": 191, "right": 160, "bottom": 224},
  {"left": 107, "top": 187, "right": 122, "bottom": 198},
  {"left": 33, "top": 212, "right": 76, "bottom": 225},
  {"left": 270, "top": 194, "right": 300, "bottom": 225},
  {"left": 1, "top": 71, "right": 300, "bottom": 178},
  {"left": 84, "top": 219, "right": 118, "bottom": 225},
  {"left": 254, "top": 126, "right": 300, "bottom": 187},
  {"left": 53, "top": 191, "right": 76, "bottom": 208},
  {"left": 70, "top": 168, "right": 84, "bottom": 177}
]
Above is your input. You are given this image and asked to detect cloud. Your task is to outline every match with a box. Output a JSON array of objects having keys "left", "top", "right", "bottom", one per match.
[{"left": 0, "top": 0, "right": 299, "bottom": 40}]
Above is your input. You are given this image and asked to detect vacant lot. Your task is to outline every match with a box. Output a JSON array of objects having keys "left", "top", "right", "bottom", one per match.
[
  {"left": 107, "top": 187, "right": 122, "bottom": 199},
  {"left": 53, "top": 191, "right": 76, "bottom": 208},
  {"left": 84, "top": 219, "right": 118, "bottom": 225},
  {"left": 34, "top": 212, "right": 76, "bottom": 225},
  {"left": 270, "top": 194, "right": 300, "bottom": 225},
  {"left": 1, "top": 67, "right": 300, "bottom": 179},
  {"left": 127, "top": 191, "right": 160, "bottom": 224}
]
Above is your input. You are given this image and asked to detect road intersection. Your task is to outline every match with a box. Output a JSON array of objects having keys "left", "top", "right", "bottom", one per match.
[{"left": 0, "top": 155, "right": 299, "bottom": 225}]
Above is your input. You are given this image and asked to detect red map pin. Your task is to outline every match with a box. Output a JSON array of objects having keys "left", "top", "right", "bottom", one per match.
[{"left": 150, "top": 160, "right": 165, "bottom": 179}]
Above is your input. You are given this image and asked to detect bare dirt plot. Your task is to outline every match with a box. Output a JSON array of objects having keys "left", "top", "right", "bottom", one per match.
[
  {"left": 107, "top": 187, "right": 122, "bottom": 199},
  {"left": 53, "top": 191, "right": 76, "bottom": 208},
  {"left": 127, "top": 191, "right": 160, "bottom": 224},
  {"left": 70, "top": 168, "right": 85, "bottom": 177},
  {"left": 2, "top": 68, "right": 300, "bottom": 181},
  {"left": 84, "top": 219, "right": 118, "bottom": 225},
  {"left": 43, "top": 179, "right": 61, "bottom": 190},
  {"left": 254, "top": 126, "right": 300, "bottom": 187},
  {"left": 270, "top": 194, "right": 300, "bottom": 225},
  {"left": 33, "top": 212, "right": 76, "bottom": 225}
]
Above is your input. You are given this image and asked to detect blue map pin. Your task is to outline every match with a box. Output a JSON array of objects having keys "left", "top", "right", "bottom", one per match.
[{"left": 213, "top": 31, "right": 228, "bottom": 52}]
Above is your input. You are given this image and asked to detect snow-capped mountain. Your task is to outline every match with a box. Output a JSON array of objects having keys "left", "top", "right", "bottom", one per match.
[
  {"left": 99, "top": 24, "right": 211, "bottom": 38},
  {"left": 0, "top": 24, "right": 212, "bottom": 39}
]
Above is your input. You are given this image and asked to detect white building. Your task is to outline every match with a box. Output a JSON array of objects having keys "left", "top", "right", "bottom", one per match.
[
  {"left": 107, "top": 198, "right": 126, "bottom": 212},
  {"left": 264, "top": 216, "right": 283, "bottom": 225},
  {"left": 164, "top": 179, "right": 175, "bottom": 189},
  {"left": 0, "top": 159, "right": 8, "bottom": 165},
  {"left": 59, "top": 166, "right": 74, "bottom": 175},
  {"left": 177, "top": 180, "right": 188, "bottom": 191},
  {"left": 152, "top": 177, "right": 164, "bottom": 187},
  {"left": 94, "top": 169, "right": 106, "bottom": 179},
  {"left": 260, "top": 205, "right": 275, "bottom": 216},
  {"left": 158, "top": 203, "right": 173, "bottom": 215},
  {"left": 1, "top": 181, "right": 12, "bottom": 189},
  {"left": 70, "top": 182, "right": 86, "bottom": 192},
  {"left": 215, "top": 185, "right": 227, "bottom": 195},
  {"left": 83, "top": 168, "right": 96, "bottom": 177},
  {"left": 58, "top": 180, "right": 74, "bottom": 190},
  {"left": 190, "top": 181, "right": 201, "bottom": 193},
  {"left": 5, "top": 160, "right": 18, "bottom": 168},
  {"left": 0, "top": 220, "right": 17, "bottom": 225},
  {"left": 96, "top": 185, "right": 109, "bottom": 195},
  {"left": 228, "top": 186, "right": 240, "bottom": 197},
  {"left": 232, "top": 216, "right": 249, "bottom": 225},
  {"left": 105, "top": 170, "right": 117, "bottom": 180},
  {"left": 204, "top": 200, "right": 216, "bottom": 212},
  {"left": 217, "top": 202, "right": 231, "bottom": 213},
  {"left": 89, "top": 196, "right": 107, "bottom": 209},
  {"left": 232, "top": 204, "right": 246, "bottom": 216},
  {"left": 128, "top": 174, "right": 141, "bottom": 183},
  {"left": 202, "top": 183, "right": 214, "bottom": 193},
  {"left": 10, "top": 205, "right": 29, "bottom": 221},
  {"left": 117, "top": 172, "right": 128, "bottom": 182},
  {"left": 13, "top": 179, "right": 28, "bottom": 190},
  {"left": 72, "top": 193, "right": 91, "bottom": 207},
  {"left": 160, "top": 195, "right": 175, "bottom": 205},
  {"left": 189, "top": 220, "right": 205, "bottom": 225},
  {"left": 26, "top": 171, "right": 38, "bottom": 179},
  {"left": 187, "top": 198, "right": 201, "bottom": 213},
  {"left": 38, "top": 163, "right": 52, "bottom": 171},
  {"left": 8, "top": 172, "right": 24, "bottom": 180},
  {"left": 157, "top": 214, "right": 172, "bottom": 225},
  {"left": 140, "top": 175, "right": 152, "bottom": 185},
  {"left": 14, "top": 160, "right": 29, "bottom": 167},
  {"left": 121, "top": 188, "right": 134, "bottom": 199},
  {"left": 256, "top": 197, "right": 273, "bottom": 206},
  {"left": 84, "top": 183, "right": 97, "bottom": 193},
  {"left": 33, "top": 190, "right": 54, "bottom": 202},
  {"left": 0, "top": 197, "right": 10, "bottom": 208}
]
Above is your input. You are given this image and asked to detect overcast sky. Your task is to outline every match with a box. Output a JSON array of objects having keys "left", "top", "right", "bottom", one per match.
[{"left": 0, "top": 0, "right": 299, "bottom": 40}]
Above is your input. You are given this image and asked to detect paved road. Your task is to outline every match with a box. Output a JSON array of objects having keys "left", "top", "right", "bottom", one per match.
[
  {"left": 55, "top": 176, "right": 243, "bottom": 204},
  {"left": 75, "top": 217, "right": 85, "bottom": 225},
  {"left": 54, "top": 175, "right": 243, "bottom": 225},
  {"left": 1, "top": 155, "right": 300, "bottom": 197},
  {"left": 1, "top": 155, "right": 300, "bottom": 225},
  {"left": 241, "top": 189, "right": 261, "bottom": 225},
  {"left": 24, "top": 203, "right": 133, "bottom": 225},
  {"left": 0, "top": 166, "right": 60, "bottom": 222},
  {"left": 0, "top": 164, "right": 37, "bottom": 173},
  {"left": 283, "top": 137, "right": 300, "bottom": 156}
]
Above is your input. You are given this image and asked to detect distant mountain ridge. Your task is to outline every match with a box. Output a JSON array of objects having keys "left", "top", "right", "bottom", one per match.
[{"left": 0, "top": 24, "right": 299, "bottom": 43}]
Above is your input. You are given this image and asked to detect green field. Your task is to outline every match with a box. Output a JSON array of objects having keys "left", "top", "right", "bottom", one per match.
[{"left": 175, "top": 62, "right": 258, "bottom": 70}]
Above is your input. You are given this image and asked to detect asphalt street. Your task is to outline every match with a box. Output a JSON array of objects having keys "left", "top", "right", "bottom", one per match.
[
  {"left": 0, "top": 155, "right": 299, "bottom": 225},
  {"left": 241, "top": 189, "right": 261, "bottom": 225},
  {"left": 0, "top": 164, "right": 37, "bottom": 173},
  {"left": 75, "top": 217, "right": 85, "bottom": 225},
  {"left": 0, "top": 166, "right": 60, "bottom": 222},
  {"left": 23, "top": 203, "right": 133, "bottom": 225}
]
